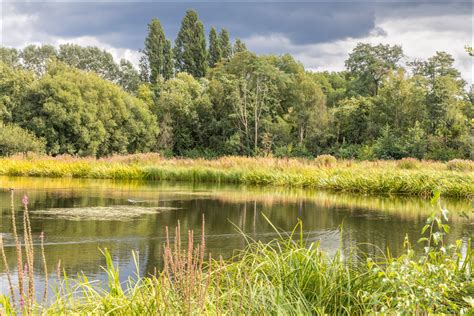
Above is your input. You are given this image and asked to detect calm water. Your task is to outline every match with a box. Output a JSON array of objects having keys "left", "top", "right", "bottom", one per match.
[{"left": 0, "top": 176, "right": 472, "bottom": 297}]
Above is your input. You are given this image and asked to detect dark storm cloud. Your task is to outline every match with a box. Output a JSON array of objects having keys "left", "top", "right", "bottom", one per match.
[
  {"left": 3, "top": 0, "right": 471, "bottom": 50},
  {"left": 5, "top": 2, "right": 377, "bottom": 49}
]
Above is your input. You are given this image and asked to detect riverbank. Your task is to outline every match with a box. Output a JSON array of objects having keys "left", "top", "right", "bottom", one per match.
[
  {"left": 2, "top": 211, "right": 472, "bottom": 314},
  {"left": 0, "top": 154, "right": 472, "bottom": 198}
]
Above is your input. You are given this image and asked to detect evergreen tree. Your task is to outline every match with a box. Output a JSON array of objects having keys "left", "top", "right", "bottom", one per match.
[
  {"left": 174, "top": 10, "right": 207, "bottom": 78},
  {"left": 233, "top": 38, "right": 247, "bottom": 54},
  {"left": 219, "top": 29, "right": 232, "bottom": 59},
  {"left": 208, "top": 27, "right": 222, "bottom": 68},
  {"left": 143, "top": 18, "right": 173, "bottom": 83}
]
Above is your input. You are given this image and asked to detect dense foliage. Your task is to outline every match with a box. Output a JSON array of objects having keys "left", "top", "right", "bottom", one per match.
[
  {"left": 0, "top": 9, "right": 472, "bottom": 159},
  {"left": 1, "top": 62, "right": 158, "bottom": 157},
  {"left": 0, "top": 123, "right": 45, "bottom": 156}
]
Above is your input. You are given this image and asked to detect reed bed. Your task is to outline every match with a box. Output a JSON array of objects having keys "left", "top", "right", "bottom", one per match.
[
  {"left": 0, "top": 155, "right": 472, "bottom": 198},
  {"left": 1, "top": 193, "right": 472, "bottom": 315}
]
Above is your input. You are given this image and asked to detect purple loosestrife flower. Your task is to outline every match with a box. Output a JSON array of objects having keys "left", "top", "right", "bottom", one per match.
[{"left": 22, "top": 195, "right": 29, "bottom": 206}]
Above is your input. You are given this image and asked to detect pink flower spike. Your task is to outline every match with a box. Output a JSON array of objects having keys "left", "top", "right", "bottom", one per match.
[{"left": 22, "top": 195, "right": 29, "bottom": 206}]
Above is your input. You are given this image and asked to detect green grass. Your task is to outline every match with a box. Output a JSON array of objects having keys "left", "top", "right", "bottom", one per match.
[{"left": 0, "top": 154, "right": 472, "bottom": 198}]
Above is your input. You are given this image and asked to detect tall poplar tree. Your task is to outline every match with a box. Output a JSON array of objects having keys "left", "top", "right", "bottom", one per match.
[
  {"left": 219, "top": 29, "right": 232, "bottom": 59},
  {"left": 208, "top": 27, "right": 222, "bottom": 67},
  {"left": 143, "top": 18, "right": 173, "bottom": 83},
  {"left": 162, "top": 39, "right": 174, "bottom": 80},
  {"left": 174, "top": 10, "right": 207, "bottom": 78}
]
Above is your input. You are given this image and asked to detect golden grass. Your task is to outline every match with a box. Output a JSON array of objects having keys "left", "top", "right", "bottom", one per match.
[{"left": 0, "top": 155, "right": 472, "bottom": 198}]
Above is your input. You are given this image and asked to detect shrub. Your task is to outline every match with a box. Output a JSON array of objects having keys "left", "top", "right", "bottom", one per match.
[
  {"left": 0, "top": 123, "right": 45, "bottom": 156},
  {"left": 335, "top": 143, "right": 360, "bottom": 159},
  {"left": 446, "top": 159, "right": 474, "bottom": 172},
  {"left": 397, "top": 157, "right": 420, "bottom": 169},
  {"left": 373, "top": 126, "right": 405, "bottom": 159},
  {"left": 315, "top": 154, "right": 337, "bottom": 167}
]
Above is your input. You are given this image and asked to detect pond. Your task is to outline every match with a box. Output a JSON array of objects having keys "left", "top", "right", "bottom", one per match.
[{"left": 0, "top": 176, "right": 472, "bottom": 298}]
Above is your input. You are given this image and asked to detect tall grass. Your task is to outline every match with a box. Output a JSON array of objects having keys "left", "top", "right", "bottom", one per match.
[
  {"left": 0, "top": 155, "right": 472, "bottom": 198},
  {"left": 0, "top": 193, "right": 472, "bottom": 314}
]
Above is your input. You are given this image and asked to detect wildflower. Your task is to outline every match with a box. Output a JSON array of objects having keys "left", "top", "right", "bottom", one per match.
[{"left": 22, "top": 195, "right": 29, "bottom": 206}]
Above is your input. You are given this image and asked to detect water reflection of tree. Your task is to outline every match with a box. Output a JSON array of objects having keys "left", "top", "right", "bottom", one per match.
[{"left": 1, "top": 179, "right": 471, "bottom": 284}]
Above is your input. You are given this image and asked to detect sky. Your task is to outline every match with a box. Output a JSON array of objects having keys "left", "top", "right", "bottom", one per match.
[{"left": 1, "top": 1, "right": 473, "bottom": 84}]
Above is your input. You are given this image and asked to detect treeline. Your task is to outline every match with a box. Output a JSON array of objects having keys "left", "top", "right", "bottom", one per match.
[{"left": 0, "top": 10, "right": 472, "bottom": 160}]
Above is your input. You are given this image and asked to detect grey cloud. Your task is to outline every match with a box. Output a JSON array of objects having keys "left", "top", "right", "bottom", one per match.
[
  {"left": 5, "top": 2, "right": 378, "bottom": 49},
  {"left": 5, "top": 1, "right": 470, "bottom": 51}
]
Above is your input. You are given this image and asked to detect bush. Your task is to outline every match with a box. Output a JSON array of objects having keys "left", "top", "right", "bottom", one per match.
[
  {"left": 0, "top": 123, "right": 45, "bottom": 156},
  {"left": 446, "top": 159, "right": 474, "bottom": 172},
  {"left": 373, "top": 126, "right": 405, "bottom": 160},
  {"left": 334, "top": 143, "right": 360, "bottom": 159},
  {"left": 315, "top": 154, "right": 337, "bottom": 167},
  {"left": 397, "top": 157, "right": 420, "bottom": 169}
]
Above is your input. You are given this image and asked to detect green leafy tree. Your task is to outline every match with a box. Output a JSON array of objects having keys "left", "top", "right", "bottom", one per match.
[
  {"left": 413, "top": 52, "right": 463, "bottom": 84},
  {"left": 402, "top": 121, "right": 427, "bottom": 159},
  {"left": 16, "top": 62, "right": 158, "bottom": 156},
  {"left": 118, "top": 59, "right": 141, "bottom": 93},
  {"left": 0, "top": 62, "right": 35, "bottom": 122},
  {"left": 208, "top": 27, "right": 222, "bottom": 68},
  {"left": 291, "top": 72, "right": 327, "bottom": 149},
  {"left": 345, "top": 43, "right": 403, "bottom": 96},
  {"left": 371, "top": 69, "right": 427, "bottom": 136},
  {"left": 57, "top": 44, "right": 119, "bottom": 82},
  {"left": 162, "top": 39, "right": 174, "bottom": 79},
  {"left": 0, "top": 47, "right": 21, "bottom": 68},
  {"left": 215, "top": 52, "right": 285, "bottom": 155},
  {"left": 143, "top": 18, "right": 174, "bottom": 82},
  {"left": 311, "top": 71, "right": 348, "bottom": 107},
  {"left": 0, "top": 123, "right": 46, "bottom": 156},
  {"left": 332, "top": 96, "right": 372, "bottom": 145},
  {"left": 21, "top": 44, "right": 57, "bottom": 75},
  {"left": 466, "top": 45, "right": 473, "bottom": 56},
  {"left": 233, "top": 38, "right": 247, "bottom": 55},
  {"left": 219, "top": 29, "right": 232, "bottom": 59},
  {"left": 373, "top": 126, "right": 405, "bottom": 159},
  {"left": 174, "top": 10, "right": 207, "bottom": 78},
  {"left": 154, "top": 72, "right": 210, "bottom": 154}
]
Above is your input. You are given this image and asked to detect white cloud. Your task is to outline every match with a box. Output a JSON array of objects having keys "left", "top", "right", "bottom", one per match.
[
  {"left": 244, "top": 12, "right": 473, "bottom": 85},
  {"left": 54, "top": 36, "right": 141, "bottom": 66},
  {"left": 0, "top": 4, "right": 141, "bottom": 67}
]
